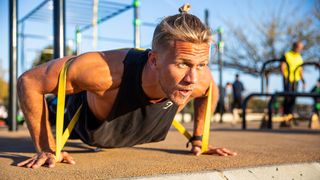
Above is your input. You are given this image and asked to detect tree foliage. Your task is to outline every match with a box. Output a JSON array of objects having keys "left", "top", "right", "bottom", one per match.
[
  {"left": 0, "top": 61, "right": 8, "bottom": 104},
  {"left": 32, "top": 45, "right": 74, "bottom": 67},
  {"left": 0, "top": 78, "right": 8, "bottom": 104},
  {"left": 221, "top": 0, "right": 320, "bottom": 76}
]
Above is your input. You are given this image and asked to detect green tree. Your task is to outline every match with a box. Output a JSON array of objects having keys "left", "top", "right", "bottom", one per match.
[
  {"left": 0, "top": 78, "right": 8, "bottom": 104},
  {"left": 32, "top": 45, "right": 75, "bottom": 67},
  {"left": 0, "top": 61, "right": 8, "bottom": 104}
]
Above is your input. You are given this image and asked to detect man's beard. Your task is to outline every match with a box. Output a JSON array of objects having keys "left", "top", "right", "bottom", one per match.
[{"left": 159, "top": 80, "right": 193, "bottom": 106}]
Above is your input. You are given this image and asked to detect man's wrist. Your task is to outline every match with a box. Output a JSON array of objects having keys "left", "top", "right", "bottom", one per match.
[
  {"left": 190, "top": 135, "right": 202, "bottom": 141},
  {"left": 186, "top": 135, "right": 202, "bottom": 148},
  {"left": 38, "top": 147, "right": 55, "bottom": 153},
  {"left": 191, "top": 140, "right": 202, "bottom": 148}
]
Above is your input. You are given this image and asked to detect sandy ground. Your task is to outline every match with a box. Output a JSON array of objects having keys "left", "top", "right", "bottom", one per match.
[{"left": 0, "top": 122, "right": 319, "bottom": 179}]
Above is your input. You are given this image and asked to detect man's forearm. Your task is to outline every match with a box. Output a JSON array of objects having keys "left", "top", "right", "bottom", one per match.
[
  {"left": 193, "top": 83, "right": 219, "bottom": 137},
  {"left": 193, "top": 97, "right": 206, "bottom": 136},
  {"left": 18, "top": 77, "right": 56, "bottom": 152}
]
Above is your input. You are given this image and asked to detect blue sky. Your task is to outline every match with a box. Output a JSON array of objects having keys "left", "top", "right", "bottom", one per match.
[{"left": 0, "top": 0, "right": 317, "bottom": 103}]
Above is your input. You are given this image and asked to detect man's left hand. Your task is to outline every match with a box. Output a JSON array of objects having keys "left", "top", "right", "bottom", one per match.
[{"left": 191, "top": 145, "right": 237, "bottom": 156}]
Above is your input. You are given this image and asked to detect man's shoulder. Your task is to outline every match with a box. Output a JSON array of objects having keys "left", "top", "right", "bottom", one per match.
[
  {"left": 67, "top": 49, "right": 130, "bottom": 87},
  {"left": 71, "top": 49, "right": 131, "bottom": 66},
  {"left": 234, "top": 80, "right": 240, "bottom": 85},
  {"left": 285, "top": 50, "right": 303, "bottom": 59}
]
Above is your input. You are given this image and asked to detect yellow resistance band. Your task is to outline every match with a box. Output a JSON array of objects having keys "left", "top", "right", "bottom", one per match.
[
  {"left": 171, "top": 83, "right": 212, "bottom": 153},
  {"left": 55, "top": 61, "right": 82, "bottom": 161},
  {"left": 201, "top": 82, "right": 212, "bottom": 152},
  {"left": 172, "top": 119, "right": 192, "bottom": 140}
]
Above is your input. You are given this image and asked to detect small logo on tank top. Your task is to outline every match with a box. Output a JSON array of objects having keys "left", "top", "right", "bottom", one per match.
[{"left": 163, "top": 101, "right": 173, "bottom": 109}]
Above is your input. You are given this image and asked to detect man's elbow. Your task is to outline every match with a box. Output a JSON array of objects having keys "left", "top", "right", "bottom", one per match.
[
  {"left": 17, "top": 74, "right": 26, "bottom": 98},
  {"left": 17, "top": 72, "right": 34, "bottom": 99}
]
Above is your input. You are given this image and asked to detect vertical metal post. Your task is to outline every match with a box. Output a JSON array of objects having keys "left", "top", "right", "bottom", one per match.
[
  {"left": 217, "top": 27, "right": 224, "bottom": 123},
  {"left": 204, "top": 9, "right": 211, "bottom": 64},
  {"left": 9, "top": 0, "right": 18, "bottom": 131},
  {"left": 92, "top": 0, "right": 99, "bottom": 49},
  {"left": 242, "top": 95, "right": 250, "bottom": 130},
  {"left": 21, "top": 22, "right": 25, "bottom": 73},
  {"left": 268, "top": 94, "right": 275, "bottom": 129},
  {"left": 204, "top": 9, "right": 209, "bottom": 27},
  {"left": 261, "top": 73, "right": 264, "bottom": 93},
  {"left": 75, "top": 27, "right": 82, "bottom": 55},
  {"left": 53, "top": 0, "right": 66, "bottom": 58},
  {"left": 266, "top": 75, "right": 269, "bottom": 94},
  {"left": 133, "top": 0, "right": 140, "bottom": 48}
]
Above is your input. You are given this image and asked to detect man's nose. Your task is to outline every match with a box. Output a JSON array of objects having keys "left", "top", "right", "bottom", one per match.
[{"left": 184, "top": 68, "right": 198, "bottom": 84}]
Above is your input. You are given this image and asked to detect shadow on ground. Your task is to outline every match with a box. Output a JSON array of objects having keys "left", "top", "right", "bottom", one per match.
[
  {"left": 132, "top": 147, "right": 190, "bottom": 155},
  {"left": 0, "top": 136, "right": 99, "bottom": 167}
]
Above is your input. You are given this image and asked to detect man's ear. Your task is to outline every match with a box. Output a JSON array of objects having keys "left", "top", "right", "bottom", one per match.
[{"left": 148, "top": 51, "right": 157, "bottom": 69}]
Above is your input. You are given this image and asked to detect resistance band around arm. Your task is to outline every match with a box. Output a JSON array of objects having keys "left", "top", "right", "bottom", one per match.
[
  {"left": 172, "top": 82, "right": 212, "bottom": 153},
  {"left": 55, "top": 61, "right": 82, "bottom": 161}
]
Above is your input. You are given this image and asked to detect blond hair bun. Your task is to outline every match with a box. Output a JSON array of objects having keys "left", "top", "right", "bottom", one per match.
[{"left": 179, "top": 3, "right": 191, "bottom": 14}]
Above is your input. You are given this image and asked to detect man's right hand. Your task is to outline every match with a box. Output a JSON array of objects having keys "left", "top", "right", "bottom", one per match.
[{"left": 17, "top": 151, "right": 75, "bottom": 168}]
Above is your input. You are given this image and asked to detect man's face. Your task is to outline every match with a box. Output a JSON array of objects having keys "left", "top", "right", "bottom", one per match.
[
  {"left": 293, "top": 42, "right": 304, "bottom": 53},
  {"left": 154, "top": 41, "right": 210, "bottom": 105}
]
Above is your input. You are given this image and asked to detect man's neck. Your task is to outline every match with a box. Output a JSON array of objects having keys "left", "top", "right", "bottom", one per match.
[{"left": 141, "top": 61, "right": 167, "bottom": 101}]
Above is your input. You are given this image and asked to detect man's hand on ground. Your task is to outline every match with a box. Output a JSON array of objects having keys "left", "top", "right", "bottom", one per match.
[
  {"left": 191, "top": 145, "right": 237, "bottom": 156},
  {"left": 17, "top": 151, "right": 75, "bottom": 168}
]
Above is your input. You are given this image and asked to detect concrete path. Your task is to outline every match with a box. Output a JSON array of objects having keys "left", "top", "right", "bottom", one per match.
[
  {"left": 0, "top": 123, "right": 319, "bottom": 179},
  {"left": 129, "top": 162, "right": 320, "bottom": 180}
]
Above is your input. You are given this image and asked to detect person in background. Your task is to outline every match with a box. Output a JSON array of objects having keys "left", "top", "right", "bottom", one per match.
[
  {"left": 224, "top": 82, "right": 233, "bottom": 113},
  {"left": 232, "top": 74, "right": 245, "bottom": 125},
  {"left": 280, "top": 41, "right": 305, "bottom": 127}
]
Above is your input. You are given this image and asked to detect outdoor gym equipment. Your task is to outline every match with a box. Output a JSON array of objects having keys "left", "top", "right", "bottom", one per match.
[{"left": 242, "top": 60, "right": 320, "bottom": 129}]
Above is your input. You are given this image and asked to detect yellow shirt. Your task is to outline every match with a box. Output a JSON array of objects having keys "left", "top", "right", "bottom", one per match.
[{"left": 283, "top": 50, "right": 304, "bottom": 82}]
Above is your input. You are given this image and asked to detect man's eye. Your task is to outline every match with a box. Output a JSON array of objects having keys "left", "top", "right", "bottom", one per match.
[
  {"left": 197, "top": 63, "right": 207, "bottom": 69},
  {"left": 177, "top": 63, "right": 188, "bottom": 68}
]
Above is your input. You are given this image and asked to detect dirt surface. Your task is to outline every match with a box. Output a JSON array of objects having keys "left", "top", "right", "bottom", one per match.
[{"left": 0, "top": 123, "right": 319, "bottom": 179}]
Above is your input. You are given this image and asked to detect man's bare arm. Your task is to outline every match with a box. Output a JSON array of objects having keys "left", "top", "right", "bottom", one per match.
[
  {"left": 192, "top": 77, "right": 237, "bottom": 156},
  {"left": 17, "top": 56, "right": 75, "bottom": 153},
  {"left": 17, "top": 51, "right": 115, "bottom": 168},
  {"left": 193, "top": 78, "right": 218, "bottom": 142},
  {"left": 17, "top": 55, "right": 79, "bottom": 168}
]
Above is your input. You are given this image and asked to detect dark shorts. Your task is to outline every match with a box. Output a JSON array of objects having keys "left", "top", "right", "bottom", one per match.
[{"left": 47, "top": 92, "right": 85, "bottom": 139}]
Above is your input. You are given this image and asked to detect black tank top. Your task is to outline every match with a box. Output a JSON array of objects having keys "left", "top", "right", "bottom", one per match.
[{"left": 74, "top": 49, "right": 178, "bottom": 148}]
